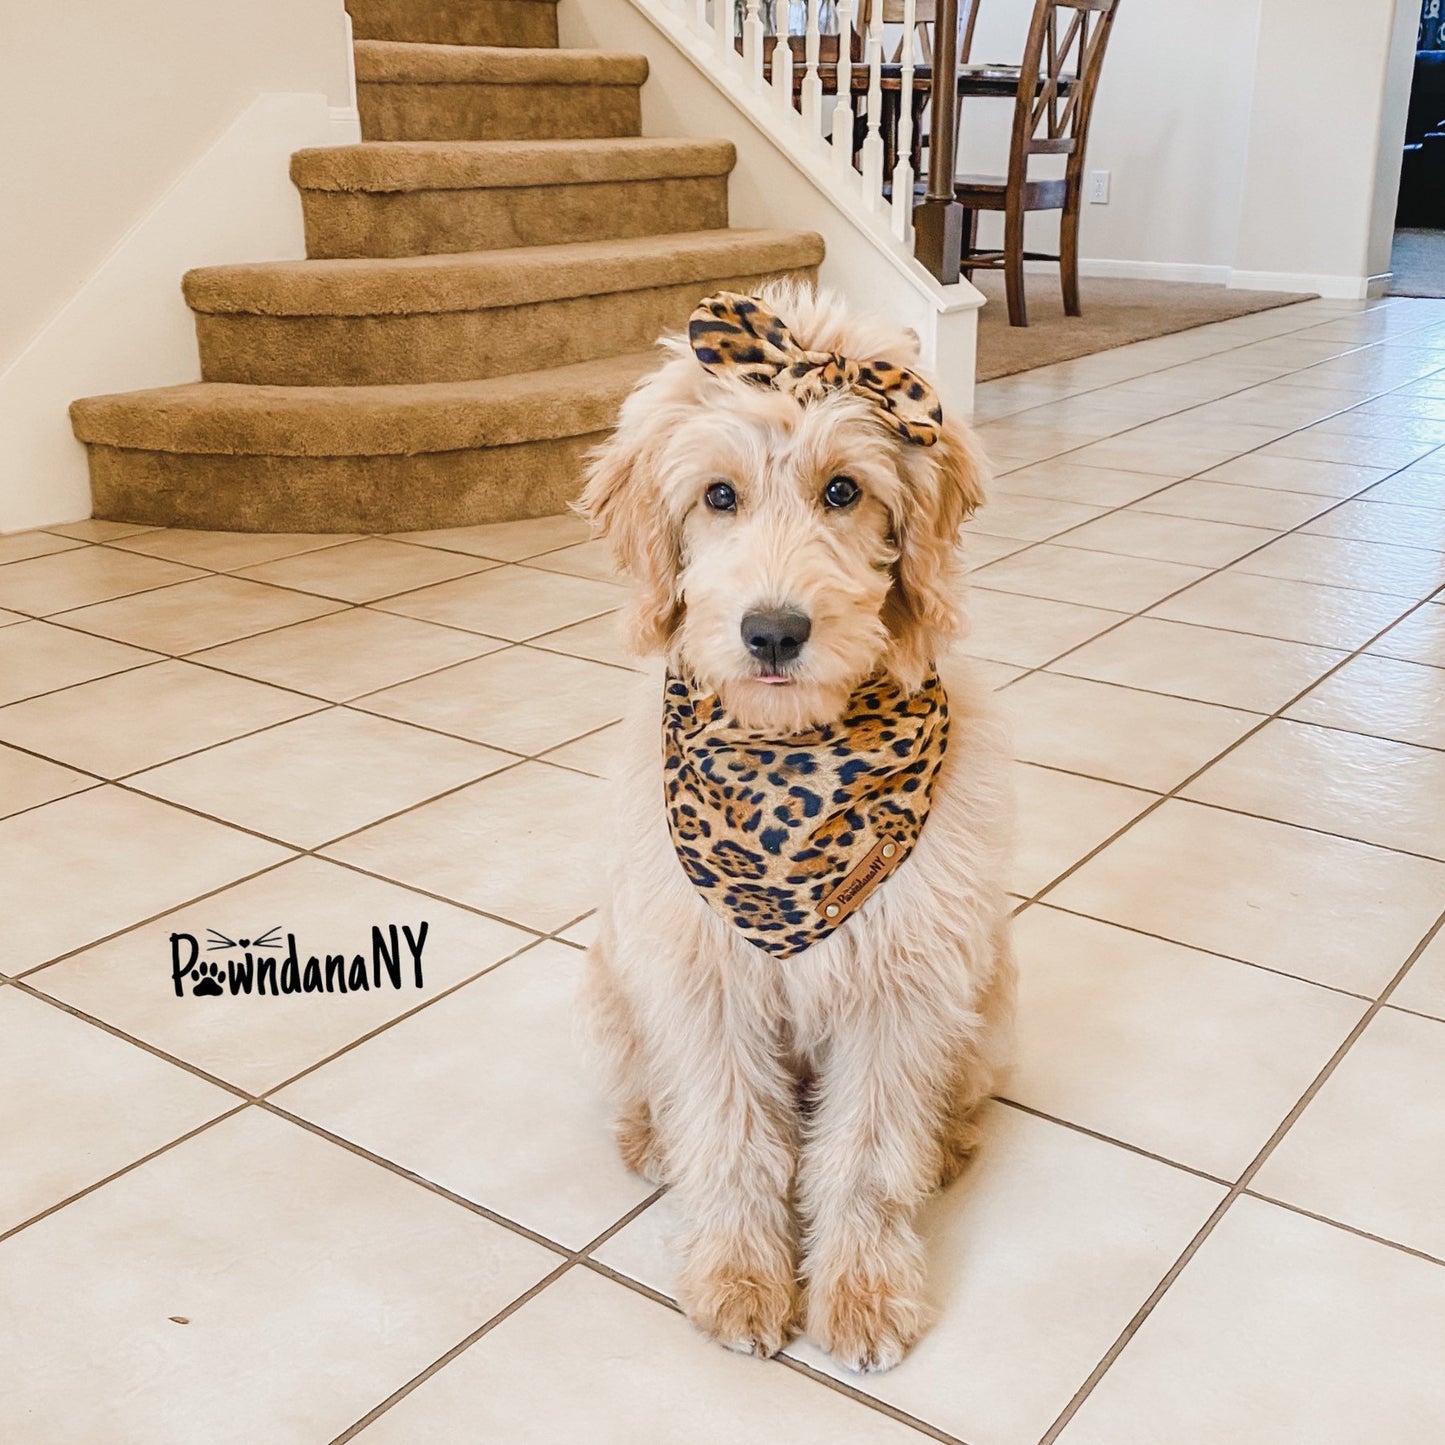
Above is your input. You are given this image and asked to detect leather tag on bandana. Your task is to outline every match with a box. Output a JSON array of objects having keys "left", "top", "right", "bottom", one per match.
[{"left": 816, "top": 836, "right": 904, "bottom": 926}]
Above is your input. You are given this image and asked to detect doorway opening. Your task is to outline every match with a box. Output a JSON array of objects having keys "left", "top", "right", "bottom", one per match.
[{"left": 1392, "top": 2, "right": 1445, "bottom": 295}]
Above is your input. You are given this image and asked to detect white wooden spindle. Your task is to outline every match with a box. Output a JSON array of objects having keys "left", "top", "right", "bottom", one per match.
[
  {"left": 772, "top": 11, "right": 795, "bottom": 114},
  {"left": 829, "top": 0, "right": 856, "bottom": 172},
  {"left": 802, "top": 0, "right": 823, "bottom": 135},
  {"left": 743, "top": 0, "right": 766, "bottom": 84},
  {"left": 694, "top": 0, "right": 709, "bottom": 35},
  {"left": 715, "top": 0, "right": 735, "bottom": 62},
  {"left": 890, "top": 0, "right": 917, "bottom": 240},
  {"left": 859, "top": 0, "right": 885, "bottom": 205}
]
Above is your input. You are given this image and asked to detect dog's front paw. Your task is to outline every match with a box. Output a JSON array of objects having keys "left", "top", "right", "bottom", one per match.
[
  {"left": 807, "top": 1262, "right": 926, "bottom": 1373},
  {"left": 676, "top": 1257, "right": 799, "bottom": 1359}
]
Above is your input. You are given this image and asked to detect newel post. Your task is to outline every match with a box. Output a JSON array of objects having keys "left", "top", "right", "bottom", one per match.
[{"left": 912, "top": 0, "right": 965, "bottom": 284}]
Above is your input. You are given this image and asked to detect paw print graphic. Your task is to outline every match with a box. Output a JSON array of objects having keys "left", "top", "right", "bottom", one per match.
[{"left": 192, "top": 960, "right": 225, "bottom": 997}]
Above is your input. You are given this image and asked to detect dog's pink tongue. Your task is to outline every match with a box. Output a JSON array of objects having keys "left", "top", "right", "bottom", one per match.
[{"left": 758, "top": 674, "right": 794, "bottom": 686}]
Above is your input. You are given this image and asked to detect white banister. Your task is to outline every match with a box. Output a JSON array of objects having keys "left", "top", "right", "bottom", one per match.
[
  {"left": 570, "top": 0, "right": 985, "bottom": 421},
  {"left": 742, "top": 0, "right": 765, "bottom": 84},
  {"left": 891, "top": 0, "right": 917, "bottom": 240},
  {"left": 714, "top": 0, "right": 733, "bottom": 62},
  {"left": 771, "top": 17, "right": 795, "bottom": 113},
  {"left": 859, "top": 0, "right": 884, "bottom": 207},
  {"left": 829, "top": 0, "right": 855, "bottom": 172},
  {"left": 802, "top": 0, "right": 823, "bottom": 135}
]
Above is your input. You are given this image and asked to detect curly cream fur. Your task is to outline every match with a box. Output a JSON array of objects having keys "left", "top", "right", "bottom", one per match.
[{"left": 578, "top": 281, "right": 1014, "bottom": 1372}]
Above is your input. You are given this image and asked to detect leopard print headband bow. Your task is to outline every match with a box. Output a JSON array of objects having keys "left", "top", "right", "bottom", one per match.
[{"left": 687, "top": 292, "right": 944, "bottom": 447}]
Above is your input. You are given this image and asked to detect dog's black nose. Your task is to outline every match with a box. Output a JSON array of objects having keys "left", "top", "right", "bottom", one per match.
[{"left": 742, "top": 608, "right": 812, "bottom": 668}]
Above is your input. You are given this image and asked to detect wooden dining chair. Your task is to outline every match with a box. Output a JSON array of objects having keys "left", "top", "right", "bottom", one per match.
[
  {"left": 862, "top": 0, "right": 982, "bottom": 180},
  {"left": 871, "top": 0, "right": 980, "bottom": 66},
  {"left": 955, "top": 0, "right": 1122, "bottom": 327}
]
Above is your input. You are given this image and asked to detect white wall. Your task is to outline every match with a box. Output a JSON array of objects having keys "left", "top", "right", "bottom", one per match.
[
  {"left": 0, "top": 0, "right": 353, "bottom": 368},
  {"left": 0, "top": 0, "right": 356, "bottom": 533},
  {"left": 959, "top": 0, "right": 1417, "bottom": 297},
  {"left": 1234, "top": 0, "right": 1417, "bottom": 295},
  {"left": 961, "top": 0, "right": 1263, "bottom": 284}
]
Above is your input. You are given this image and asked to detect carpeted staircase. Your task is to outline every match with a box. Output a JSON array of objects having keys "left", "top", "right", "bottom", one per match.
[{"left": 69, "top": 0, "right": 824, "bottom": 532}]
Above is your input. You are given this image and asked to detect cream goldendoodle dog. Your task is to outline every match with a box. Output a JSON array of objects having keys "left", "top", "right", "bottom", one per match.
[{"left": 578, "top": 281, "right": 1014, "bottom": 1373}]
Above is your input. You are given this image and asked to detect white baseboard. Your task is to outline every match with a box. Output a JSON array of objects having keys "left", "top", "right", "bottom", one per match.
[
  {"left": 1075, "top": 258, "right": 1234, "bottom": 286},
  {"left": 1228, "top": 268, "right": 1371, "bottom": 300},
  {"left": 0, "top": 92, "right": 360, "bottom": 535},
  {"left": 1002, "top": 257, "right": 1236, "bottom": 285},
  {"left": 1365, "top": 271, "right": 1392, "bottom": 299},
  {"left": 1017, "top": 257, "right": 1368, "bottom": 298},
  {"left": 1014, "top": 257, "right": 1233, "bottom": 284}
]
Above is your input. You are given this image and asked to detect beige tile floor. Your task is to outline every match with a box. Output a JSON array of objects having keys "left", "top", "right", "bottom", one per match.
[{"left": 3, "top": 294, "right": 1445, "bottom": 1444}]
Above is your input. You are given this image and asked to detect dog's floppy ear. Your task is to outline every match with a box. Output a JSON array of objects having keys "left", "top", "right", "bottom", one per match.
[
  {"left": 577, "top": 415, "right": 683, "bottom": 654},
  {"left": 883, "top": 414, "right": 988, "bottom": 688}
]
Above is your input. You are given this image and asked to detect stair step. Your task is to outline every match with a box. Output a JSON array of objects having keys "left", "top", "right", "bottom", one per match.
[
  {"left": 70, "top": 353, "right": 659, "bottom": 533},
  {"left": 346, "top": 0, "right": 558, "bottom": 48},
  {"left": 356, "top": 42, "right": 646, "bottom": 141},
  {"left": 291, "top": 137, "right": 736, "bottom": 257},
  {"left": 184, "top": 229, "right": 825, "bottom": 386}
]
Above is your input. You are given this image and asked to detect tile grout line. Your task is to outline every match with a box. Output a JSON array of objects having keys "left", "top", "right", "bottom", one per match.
[
  {"left": 252, "top": 930, "right": 580, "bottom": 1099},
  {"left": 1237, "top": 1190, "right": 1445, "bottom": 1269},
  {"left": 7, "top": 695, "right": 628, "bottom": 978},
  {"left": 1022, "top": 899, "right": 1377, "bottom": 1004},
  {"left": 255, "top": 1100, "right": 579, "bottom": 1258},
  {"left": 7, "top": 530, "right": 631, "bottom": 684},
  {"left": 1380, "top": 998, "right": 1445, "bottom": 1027},
  {"left": 5, "top": 908, "right": 598, "bottom": 1248},
  {"left": 324, "top": 1188, "right": 665, "bottom": 1445},
  {"left": 10, "top": 854, "right": 304, "bottom": 981},
  {"left": 12, "top": 905, "right": 591, "bottom": 1114},
  {"left": 28, "top": 896, "right": 1424, "bottom": 1304},
  {"left": 1013, "top": 579, "right": 1445, "bottom": 915},
  {"left": 1033, "top": 903, "right": 1445, "bottom": 1444},
  {"left": 977, "top": 441, "right": 1441, "bottom": 693},
  {"left": 973, "top": 306, "right": 1440, "bottom": 434},
  {"left": 325, "top": 1258, "right": 579, "bottom": 1445},
  {"left": 0, "top": 1102, "right": 250, "bottom": 1248},
  {"left": 2, "top": 607, "right": 638, "bottom": 822},
  {"left": 3, "top": 976, "right": 253, "bottom": 1101},
  {"left": 574, "top": 1257, "right": 976, "bottom": 1445},
  {"left": 990, "top": 1098, "right": 1232, "bottom": 1187},
  {"left": 1016, "top": 754, "right": 1445, "bottom": 863},
  {"left": 965, "top": 312, "right": 1445, "bottom": 643}
]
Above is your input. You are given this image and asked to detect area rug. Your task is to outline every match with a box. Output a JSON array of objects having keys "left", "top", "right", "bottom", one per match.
[
  {"left": 973, "top": 274, "right": 1316, "bottom": 381},
  {"left": 1388, "top": 229, "right": 1445, "bottom": 298}
]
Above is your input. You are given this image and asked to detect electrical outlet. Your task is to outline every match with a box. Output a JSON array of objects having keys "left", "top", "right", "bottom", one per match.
[{"left": 1088, "top": 170, "right": 1111, "bottom": 205}]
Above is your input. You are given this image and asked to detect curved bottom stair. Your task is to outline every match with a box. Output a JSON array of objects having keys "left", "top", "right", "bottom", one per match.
[{"left": 71, "top": 353, "right": 656, "bottom": 533}]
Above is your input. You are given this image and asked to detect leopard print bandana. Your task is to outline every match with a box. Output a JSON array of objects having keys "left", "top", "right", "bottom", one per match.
[
  {"left": 662, "top": 670, "right": 950, "bottom": 958},
  {"left": 687, "top": 292, "right": 944, "bottom": 447}
]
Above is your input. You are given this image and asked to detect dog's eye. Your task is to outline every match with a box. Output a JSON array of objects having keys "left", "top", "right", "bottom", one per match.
[
  {"left": 822, "top": 476, "right": 861, "bottom": 509},
  {"left": 704, "top": 482, "right": 737, "bottom": 513}
]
